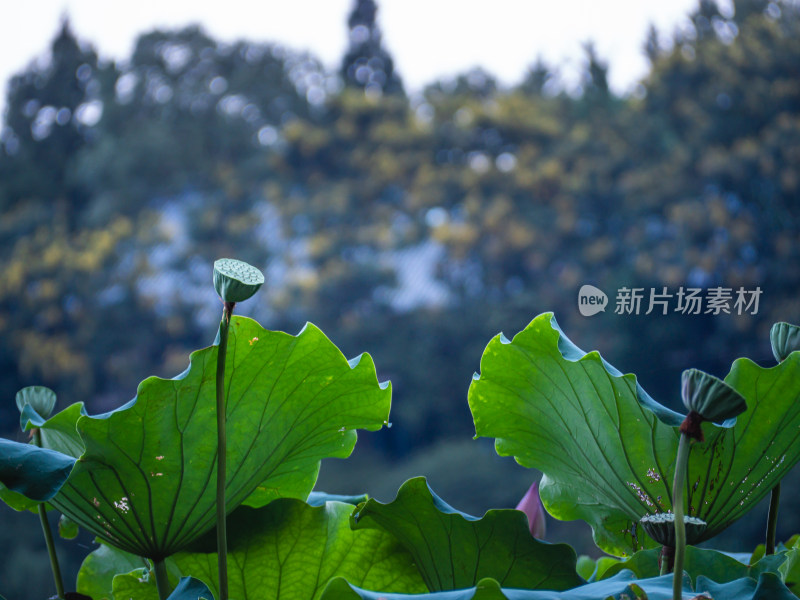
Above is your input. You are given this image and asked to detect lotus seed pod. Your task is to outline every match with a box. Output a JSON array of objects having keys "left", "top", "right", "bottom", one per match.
[
  {"left": 770, "top": 322, "right": 800, "bottom": 363},
  {"left": 640, "top": 513, "right": 707, "bottom": 547},
  {"left": 15, "top": 386, "right": 56, "bottom": 420},
  {"left": 213, "top": 258, "right": 264, "bottom": 303},
  {"left": 681, "top": 369, "right": 747, "bottom": 424}
]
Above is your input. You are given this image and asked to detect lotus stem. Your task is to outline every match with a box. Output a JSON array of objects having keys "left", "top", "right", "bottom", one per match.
[
  {"left": 672, "top": 433, "right": 691, "bottom": 600},
  {"left": 33, "top": 429, "right": 65, "bottom": 600},
  {"left": 153, "top": 558, "right": 171, "bottom": 600},
  {"left": 766, "top": 482, "right": 780, "bottom": 555},
  {"left": 660, "top": 545, "right": 674, "bottom": 575},
  {"left": 38, "top": 504, "right": 65, "bottom": 599},
  {"left": 215, "top": 301, "right": 234, "bottom": 600},
  {"left": 767, "top": 322, "right": 793, "bottom": 556}
]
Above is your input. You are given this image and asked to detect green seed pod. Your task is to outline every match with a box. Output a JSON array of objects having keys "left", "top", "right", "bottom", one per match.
[
  {"left": 213, "top": 258, "right": 264, "bottom": 303},
  {"left": 640, "top": 513, "right": 707, "bottom": 546},
  {"left": 770, "top": 322, "right": 800, "bottom": 363},
  {"left": 681, "top": 368, "right": 747, "bottom": 424},
  {"left": 15, "top": 386, "right": 56, "bottom": 420}
]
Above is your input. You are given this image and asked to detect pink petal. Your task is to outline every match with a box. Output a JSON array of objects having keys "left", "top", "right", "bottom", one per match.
[{"left": 515, "top": 481, "right": 547, "bottom": 539}]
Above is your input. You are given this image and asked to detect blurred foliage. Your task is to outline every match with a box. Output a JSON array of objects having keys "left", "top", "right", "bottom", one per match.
[
  {"left": 1, "top": 0, "right": 800, "bottom": 595},
  {"left": 340, "top": 0, "right": 403, "bottom": 96}
]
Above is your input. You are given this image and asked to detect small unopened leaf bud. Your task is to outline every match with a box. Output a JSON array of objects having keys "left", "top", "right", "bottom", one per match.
[
  {"left": 15, "top": 386, "right": 56, "bottom": 420},
  {"left": 770, "top": 322, "right": 800, "bottom": 363},
  {"left": 681, "top": 369, "right": 746, "bottom": 425}
]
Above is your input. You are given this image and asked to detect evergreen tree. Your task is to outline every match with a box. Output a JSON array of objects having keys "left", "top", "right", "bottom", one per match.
[
  {"left": 692, "top": 0, "right": 723, "bottom": 40},
  {"left": 70, "top": 26, "right": 317, "bottom": 213},
  {"left": 340, "top": 0, "right": 404, "bottom": 97},
  {"left": 579, "top": 42, "right": 611, "bottom": 107},
  {"left": 519, "top": 57, "right": 555, "bottom": 96},
  {"left": 584, "top": 43, "right": 609, "bottom": 95},
  {"left": 644, "top": 24, "right": 662, "bottom": 65},
  {"left": 1, "top": 18, "right": 109, "bottom": 211}
]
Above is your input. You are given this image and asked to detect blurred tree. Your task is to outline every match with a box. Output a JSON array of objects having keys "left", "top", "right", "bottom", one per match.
[
  {"left": 70, "top": 26, "right": 321, "bottom": 217},
  {"left": 518, "top": 57, "right": 556, "bottom": 96},
  {"left": 426, "top": 67, "right": 499, "bottom": 102},
  {"left": 732, "top": 0, "right": 771, "bottom": 23},
  {"left": 340, "top": 0, "right": 404, "bottom": 97},
  {"left": 0, "top": 18, "right": 112, "bottom": 217},
  {"left": 644, "top": 24, "right": 663, "bottom": 65},
  {"left": 692, "top": 0, "right": 724, "bottom": 40},
  {"left": 579, "top": 42, "right": 611, "bottom": 105}
]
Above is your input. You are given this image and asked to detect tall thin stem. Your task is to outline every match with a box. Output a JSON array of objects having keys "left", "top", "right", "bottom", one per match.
[
  {"left": 38, "top": 505, "right": 65, "bottom": 599},
  {"left": 33, "top": 429, "right": 65, "bottom": 600},
  {"left": 153, "top": 558, "right": 171, "bottom": 600},
  {"left": 215, "top": 301, "right": 234, "bottom": 600},
  {"left": 766, "top": 482, "right": 781, "bottom": 555},
  {"left": 672, "top": 434, "right": 691, "bottom": 600},
  {"left": 659, "top": 545, "right": 674, "bottom": 576}
]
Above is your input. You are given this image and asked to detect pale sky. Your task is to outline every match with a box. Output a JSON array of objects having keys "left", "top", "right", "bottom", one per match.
[{"left": 1, "top": 0, "right": 717, "bottom": 110}]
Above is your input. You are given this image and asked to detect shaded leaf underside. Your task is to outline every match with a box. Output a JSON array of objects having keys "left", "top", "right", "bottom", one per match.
[
  {"left": 37, "top": 316, "right": 391, "bottom": 559},
  {"left": 77, "top": 500, "right": 425, "bottom": 600},
  {"left": 174, "top": 499, "right": 426, "bottom": 600},
  {"left": 0, "top": 438, "right": 76, "bottom": 510},
  {"left": 351, "top": 476, "right": 583, "bottom": 592}
]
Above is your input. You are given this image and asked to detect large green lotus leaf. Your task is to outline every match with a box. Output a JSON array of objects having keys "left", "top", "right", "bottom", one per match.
[
  {"left": 36, "top": 316, "right": 391, "bottom": 559},
  {"left": 171, "top": 499, "right": 426, "bottom": 600},
  {"left": 322, "top": 572, "right": 796, "bottom": 600},
  {"left": 350, "top": 477, "right": 584, "bottom": 592},
  {"left": 688, "top": 354, "right": 800, "bottom": 536},
  {"left": 0, "top": 438, "right": 75, "bottom": 510},
  {"left": 468, "top": 313, "right": 800, "bottom": 557}
]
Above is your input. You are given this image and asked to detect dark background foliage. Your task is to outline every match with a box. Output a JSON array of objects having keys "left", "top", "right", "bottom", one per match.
[{"left": 1, "top": 0, "right": 799, "bottom": 597}]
